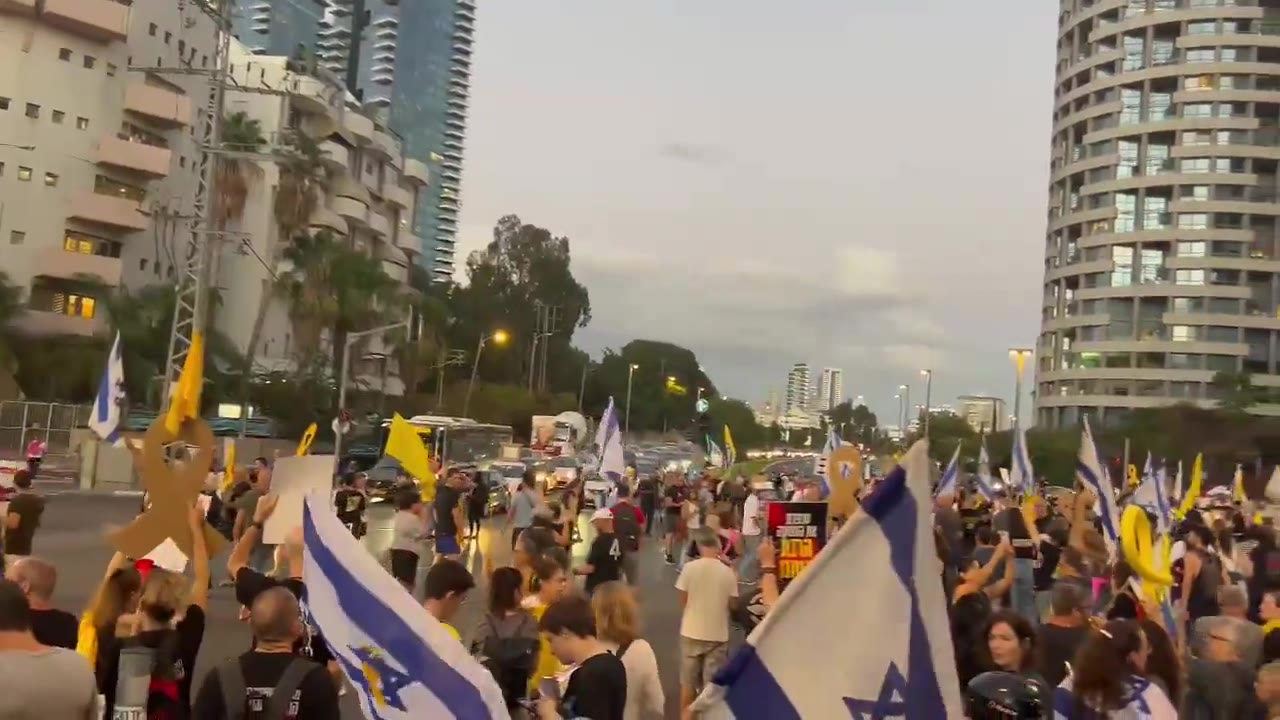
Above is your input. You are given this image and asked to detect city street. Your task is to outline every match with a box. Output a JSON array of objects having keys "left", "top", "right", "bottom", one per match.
[{"left": 33, "top": 493, "right": 691, "bottom": 718}]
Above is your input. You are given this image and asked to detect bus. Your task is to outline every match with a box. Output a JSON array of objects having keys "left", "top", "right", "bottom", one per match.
[{"left": 359, "top": 415, "right": 514, "bottom": 467}]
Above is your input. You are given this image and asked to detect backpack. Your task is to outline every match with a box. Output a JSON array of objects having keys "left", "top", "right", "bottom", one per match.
[
  {"left": 479, "top": 613, "right": 539, "bottom": 709},
  {"left": 613, "top": 507, "right": 641, "bottom": 553},
  {"left": 216, "top": 656, "right": 315, "bottom": 720},
  {"left": 112, "top": 632, "right": 184, "bottom": 720}
]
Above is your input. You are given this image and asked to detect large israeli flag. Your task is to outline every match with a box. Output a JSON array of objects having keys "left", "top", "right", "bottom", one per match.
[
  {"left": 1077, "top": 418, "right": 1120, "bottom": 557},
  {"left": 934, "top": 444, "right": 960, "bottom": 498},
  {"left": 974, "top": 437, "right": 996, "bottom": 501},
  {"left": 597, "top": 396, "right": 626, "bottom": 483},
  {"left": 593, "top": 397, "right": 614, "bottom": 451},
  {"left": 302, "top": 496, "right": 510, "bottom": 719},
  {"left": 1009, "top": 423, "right": 1033, "bottom": 496},
  {"left": 692, "top": 440, "right": 963, "bottom": 718},
  {"left": 89, "top": 332, "right": 125, "bottom": 446}
]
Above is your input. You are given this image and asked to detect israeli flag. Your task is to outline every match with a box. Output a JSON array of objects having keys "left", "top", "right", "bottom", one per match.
[
  {"left": 707, "top": 437, "right": 725, "bottom": 469},
  {"left": 89, "top": 332, "right": 126, "bottom": 446},
  {"left": 1077, "top": 418, "right": 1120, "bottom": 557},
  {"left": 934, "top": 444, "right": 960, "bottom": 498},
  {"left": 302, "top": 496, "right": 510, "bottom": 719},
  {"left": 1009, "top": 423, "right": 1033, "bottom": 496},
  {"left": 813, "top": 429, "right": 839, "bottom": 498},
  {"left": 598, "top": 396, "right": 626, "bottom": 483},
  {"left": 1172, "top": 460, "right": 1184, "bottom": 509},
  {"left": 692, "top": 440, "right": 964, "bottom": 718},
  {"left": 974, "top": 438, "right": 995, "bottom": 501}
]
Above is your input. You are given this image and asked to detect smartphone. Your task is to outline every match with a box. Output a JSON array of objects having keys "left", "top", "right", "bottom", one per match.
[{"left": 538, "top": 677, "right": 559, "bottom": 703}]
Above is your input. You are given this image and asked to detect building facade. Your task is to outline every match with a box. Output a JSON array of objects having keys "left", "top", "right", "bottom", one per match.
[
  {"left": 0, "top": 0, "right": 216, "bottom": 335},
  {"left": 816, "top": 367, "right": 844, "bottom": 411},
  {"left": 785, "top": 362, "right": 811, "bottom": 413},
  {"left": 958, "top": 395, "right": 1008, "bottom": 434},
  {"left": 1038, "top": 0, "right": 1280, "bottom": 429},
  {"left": 233, "top": 0, "right": 326, "bottom": 58}
]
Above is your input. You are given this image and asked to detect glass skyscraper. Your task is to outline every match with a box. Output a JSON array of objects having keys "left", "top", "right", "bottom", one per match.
[{"left": 231, "top": 0, "right": 327, "bottom": 59}]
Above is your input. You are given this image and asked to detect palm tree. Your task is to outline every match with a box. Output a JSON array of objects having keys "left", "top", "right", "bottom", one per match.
[
  {"left": 1211, "top": 370, "right": 1258, "bottom": 413},
  {"left": 0, "top": 271, "right": 24, "bottom": 377},
  {"left": 215, "top": 112, "right": 265, "bottom": 226}
]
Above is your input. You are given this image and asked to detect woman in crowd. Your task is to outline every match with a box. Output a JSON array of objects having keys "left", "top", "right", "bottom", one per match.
[
  {"left": 514, "top": 527, "right": 560, "bottom": 597},
  {"left": 523, "top": 550, "right": 572, "bottom": 698},
  {"left": 471, "top": 566, "right": 539, "bottom": 712},
  {"left": 979, "top": 610, "right": 1044, "bottom": 685},
  {"left": 592, "top": 581, "right": 664, "bottom": 720},
  {"left": 77, "top": 552, "right": 142, "bottom": 666},
  {"left": 1056, "top": 620, "right": 1178, "bottom": 719},
  {"left": 1105, "top": 561, "right": 1141, "bottom": 620},
  {"left": 1137, "top": 619, "right": 1182, "bottom": 704},
  {"left": 951, "top": 540, "right": 1013, "bottom": 687}
]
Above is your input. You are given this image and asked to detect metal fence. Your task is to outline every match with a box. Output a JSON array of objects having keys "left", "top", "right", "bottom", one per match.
[{"left": 0, "top": 401, "right": 91, "bottom": 475}]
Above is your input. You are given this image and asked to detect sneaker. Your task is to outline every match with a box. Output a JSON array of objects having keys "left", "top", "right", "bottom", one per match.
[{"left": 664, "top": 554, "right": 675, "bottom": 565}]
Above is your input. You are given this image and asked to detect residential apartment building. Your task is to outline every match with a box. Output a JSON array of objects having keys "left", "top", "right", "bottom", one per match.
[
  {"left": 231, "top": 0, "right": 475, "bottom": 281},
  {"left": 958, "top": 395, "right": 1008, "bottom": 434},
  {"left": 0, "top": 0, "right": 217, "bottom": 335},
  {"left": 232, "top": 0, "right": 326, "bottom": 59},
  {"left": 784, "top": 362, "right": 811, "bottom": 413},
  {"left": 816, "top": 367, "right": 844, "bottom": 411},
  {"left": 1039, "top": 0, "right": 1280, "bottom": 428},
  {"left": 216, "top": 41, "right": 429, "bottom": 394}
]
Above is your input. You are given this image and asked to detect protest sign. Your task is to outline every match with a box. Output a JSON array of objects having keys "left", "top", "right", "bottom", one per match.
[
  {"left": 264, "top": 454, "right": 336, "bottom": 544},
  {"left": 767, "top": 501, "right": 828, "bottom": 588}
]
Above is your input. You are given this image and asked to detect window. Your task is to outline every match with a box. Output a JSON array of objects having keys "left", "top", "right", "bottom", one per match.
[
  {"left": 1171, "top": 325, "right": 1197, "bottom": 342},
  {"left": 9, "top": 231, "right": 24, "bottom": 245},
  {"left": 58, "top": 48, "right": 71, "bottom": 61},
  {"left": 83, "top": 56, "right": 95, "bottom": 69},
  {"left": 1188, "top": 21, "right": 1217, "bottom": 35},
  {"left": 1176, "top": 269, "right": 1206, "bottom": 285},
  {"left": 24, "top": 103, "right": 38, "bottom": 119},
  {"left": 1178, "top": 241, "right": 1207, "bottom": 257},
  {"left": 0, "top": 162, "right": 4, "bottom": 176},
  {"left": 51, "top": 110, "right": 64, "bottom": 124},
  {"left": 43, "top": 172, "right": 58, "bottom": 187},
  {"left": 106, "top": 63, "right": 117, "bottom": 77},
  {"left": 1178, "top": 213, "right": 1209, "bottom": 229},
  {"left": 149, "top": 22, "right": 157, "bottom": 36},
  {"left": 201, "top": 55, "right": 208, "bottom": 67},
  {"left": 139, "top": 258, "right": 148, "bottom": 271},
  {"left": 1188, "top": 49, "right": 1216, "bottom": 64},
  {"left": 17, "top": 166, "right": 31, "bottom": 181},
  {"left": 1183, "top": 76, "right": 1213, "bottom": 91},
  {"left": 76, "top": 116, "right": 88, "bottom": 130},
  {"left": 1183, "top": 103, "right": 1214, "bottom": 118},
  {"left": 1182, "top": 185, "right": 1210, "bottom": 201},
  {"left": 1181, "top": 158, "right": 1210, "bottom": 174},
  {"left": 178, "top": 40, "right": 185, "bottom": 56},
  {"left": 0, "top": 97, "right": 8, "bottom": 110},
  {"left": 164, "top": 31, "right": 171, "bottom": 44}
]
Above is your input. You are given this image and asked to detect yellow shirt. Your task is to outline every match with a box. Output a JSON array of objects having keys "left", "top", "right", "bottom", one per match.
[
  {"left": 526, "top": 602, "right": 562, "bottom": 695},
  {"left": 444, "top": 623, "right": 460, "bottom": 642}
]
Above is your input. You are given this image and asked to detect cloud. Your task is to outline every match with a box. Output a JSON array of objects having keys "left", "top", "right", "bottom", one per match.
[{"left": 658, "top": 142, "right": 730, "bottom": 166}]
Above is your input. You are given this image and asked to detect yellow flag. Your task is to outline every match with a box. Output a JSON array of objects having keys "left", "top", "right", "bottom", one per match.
[
  {"left": 1127, "top": 464, "right": 1140, "bottom": 488},
  {"left": 1177, "top": 453, "right": 1203, "bottom": 520},
  {"left": 296, "top": 423, "right": 317, "bottom": 456},
  {"left": 220, "top": 440, "right": 237, "bottom": 494},
  {"left": 723, "top": 425, "right": 736, "bottom": 467},
  {"left": 385, "top": 413, "right": 436, "bottom": 501},
  {"left": 1233, "top": 464, "right": 1246, "bottom": 503},
  {"left": 163, "top": 332, "right": 204, "bottom": 435}
]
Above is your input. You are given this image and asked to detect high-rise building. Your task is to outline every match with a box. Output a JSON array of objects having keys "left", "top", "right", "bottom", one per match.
[
  {"left": 959, "top": 395, "right": 1008, "bottom": 434},
  {"left": 816, "top": 367, "right": 844, "bottom": 411},
  {"left": 0, "top": 0, "right": 217, "bottom": 334},
  {"left": 785, "top": 363, "right": 811, "bottom": 413},
  {"left": 1039, "top": 1, "right": 1280, "bottom": 429},
  {"left": 231, "top": 0, "right": 474, "bottom": 281}
]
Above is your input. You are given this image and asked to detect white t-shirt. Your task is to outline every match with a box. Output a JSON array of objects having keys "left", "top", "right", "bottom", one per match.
[
  {"left": 675, "top": 557, "right": 738, "bottom": 643},
  {"left": 742, "top": 495, "right": 761, "bottom": 536}
]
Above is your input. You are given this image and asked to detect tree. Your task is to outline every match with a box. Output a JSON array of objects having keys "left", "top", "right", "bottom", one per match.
[
  {"left": 827, "top": 400, "right": 880, "bottom": 446},
  {"left": 706, "top": 397, "right": 766, "bottom": 451},
  {"left": 585, "top": 340, "right": 717, "bottom": 432},
  {"left": 0, "top": 271, "right": 23, "bottom": 373},
  {"left": 1211, "top": 370, "right": 1258, "bottom": 413},
  {"left": 215, "top": 112, "right": 265, "bottom": 226}
]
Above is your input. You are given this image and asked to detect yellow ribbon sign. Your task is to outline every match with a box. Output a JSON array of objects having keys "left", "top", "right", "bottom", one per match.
[
  {"left": 1120, "top": 505, "right": 1172, "bottom": 599},
  {"left": 826, "top": 446, "right": 863, "bottom": 520},
  {"left": 296, "top": 423, "right": 318, "bottom": 456}
]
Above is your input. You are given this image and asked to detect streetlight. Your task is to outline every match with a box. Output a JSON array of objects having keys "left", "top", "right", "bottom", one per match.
[
  {"left": 334, "top": 319, "right": 409, "bottom": 467},
  {"left": 463, "top": 329, "right": 510, "bottom": 418},
  {"left": 920, "top": 368, "right": 933, "bottom": 438},
  {"left": 625, "top": 363, "right": 639, "bottom": 434},
  {"left": 1008, "top": 348, "right": 1034, "bottom": 429}
]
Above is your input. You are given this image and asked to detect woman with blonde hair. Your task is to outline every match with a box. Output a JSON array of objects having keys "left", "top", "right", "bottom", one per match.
[{"left": 592, "top": 581, "right": 664, "bottom": 719}]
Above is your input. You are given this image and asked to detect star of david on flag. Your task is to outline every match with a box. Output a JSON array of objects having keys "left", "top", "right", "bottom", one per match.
[
  {"left": 89, "top": 331, "right": 126, "bottom": 446},
  {"left": 690, "top": 440, "right": 964, "bottom": 719},
  {"left": 302, "top": 495, "right": 510, "bottom": 719}
]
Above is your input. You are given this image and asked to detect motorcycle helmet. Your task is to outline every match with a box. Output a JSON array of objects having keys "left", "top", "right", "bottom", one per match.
[{"left": 965, "top": 672, "right": 1050, "bottom": 719}]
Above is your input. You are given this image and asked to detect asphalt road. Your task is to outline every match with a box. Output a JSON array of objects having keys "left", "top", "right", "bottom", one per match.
[{"left": 31, "top": 493, "right": 692, "bottom": 719}]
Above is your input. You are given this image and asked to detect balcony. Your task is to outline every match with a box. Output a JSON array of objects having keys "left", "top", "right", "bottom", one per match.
[
  {"left": 96, "top": 135, "right": 171, "bottom": 178},
  {"left": 288, "top": 74, "right": 339, "bottom": 119},
  {"left": 395, "top": 231, "right": 422, "bottom": 256},
  {"left": 41, "top": 0, "right": 129, "bottom": 42},
  {"left": 0, "top": 0, "right": 37, "bottom": 17},
  {"left": 403, "top": 158, "right": 429, "bottom": 186},
  {"left": 385, "top": 183, "right": 414, "bottom": 210},
  {"left": 33, "top": 247, "right": 122, "bottom": 286},
  {"left": 318, "top": 139, "right": 349, "bottom": 172},
  {"left": 125, "top": 82, "right": 193, "bottom": 127},
  {"left": 309, "top": 206, "right": 347, "bottom": 238},
  {"left": 367, "top": 211, "right": 391, "bottom": 238},
  {"left": 69, "top": 191, "right": 147, "bottom": 231},
  {"left": 331, "top": 195, "right": 368, "bottom": 226},
  {"left": 341, "top": 111, "right": 373, "bottom": 144},
  {"left": 381, "top": 259, "right": 408, "bottom": 284}
]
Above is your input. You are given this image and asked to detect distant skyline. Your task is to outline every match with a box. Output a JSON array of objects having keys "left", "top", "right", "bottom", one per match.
[{"left": 454, "top": 0, "right": 1053, "bottom": 422}]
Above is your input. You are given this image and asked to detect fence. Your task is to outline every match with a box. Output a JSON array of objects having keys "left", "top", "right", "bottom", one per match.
[{"left": 0, "top": 401, "right": 91, "bottom": 478}]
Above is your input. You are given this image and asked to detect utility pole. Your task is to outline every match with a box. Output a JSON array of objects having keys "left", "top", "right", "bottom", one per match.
[
  {"left": 528, "top": 302, "right": 543, "bottom": 392},
  {"left": 539, "top": 305, "right": 558, "bottom": 393}
]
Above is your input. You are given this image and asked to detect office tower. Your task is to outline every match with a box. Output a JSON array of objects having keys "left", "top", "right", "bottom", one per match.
[
  {"left": 816, "top": 367, "right": 844, "bottom": 411},
  {"left": 233, "top": 0, "right": 474, "bottom": 280},
  {"left": 958, "top": 396, "right": 1008, "bottom": 434},
  {"left": 785, "top": 363, "right": 811, "bottom": 413},
  {"left": 1039, "top": 1, "right": 1280, "bottom": 428},
  {"left": 233, "top": 0, "right": 326, "bottom": 57},
  {"left": 0, "top": 0, "right": 216, "bottom": 335}
]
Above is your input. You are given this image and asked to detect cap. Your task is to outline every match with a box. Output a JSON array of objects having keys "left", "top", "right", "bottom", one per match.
[{"left": 591, "top": 507, "right": 614, "bottom": 522}]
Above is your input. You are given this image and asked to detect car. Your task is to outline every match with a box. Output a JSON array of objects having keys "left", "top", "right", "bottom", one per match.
[
  {"left": 546, "top": 456, "right": 580, "bottom": 491},
  {"left": 473, "top": 470, "right": 511, "bottom": 516}
]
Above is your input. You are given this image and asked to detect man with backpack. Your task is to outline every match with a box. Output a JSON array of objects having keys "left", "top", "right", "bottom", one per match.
[
  {"left": 192, "top": 586, "right": 338, "bottom": 719},
  {"left": 610, "top": 486, "right": 645, "bottom": 587}
]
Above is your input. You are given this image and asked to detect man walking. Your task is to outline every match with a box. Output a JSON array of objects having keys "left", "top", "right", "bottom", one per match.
[{"left": 738, "top": 482, "right": 764, "bottom": 584}]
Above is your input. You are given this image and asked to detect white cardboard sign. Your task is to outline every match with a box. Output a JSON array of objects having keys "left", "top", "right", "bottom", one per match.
[{"left": 263, "top": 455, "right": 336, "bottom": 544}]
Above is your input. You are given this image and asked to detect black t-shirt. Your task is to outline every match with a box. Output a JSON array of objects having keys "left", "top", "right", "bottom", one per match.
[
  {"left": 561, "top": 651, "right": 627, "bottom": 720},
  {"left": 663, "top": 485, "right": 686, "bottom": 515},
  {"left": 636, "top": 478, "right": 657, "bottom": 503},
  {"left": 333, "top": 488, "right": 366, "bottom": 525},
  {"left": 4, "top": 491, "right": 45, "bottom": 555},
  {"left": 995, "top": 508, "right": 1036, "bottom": 560},
  {"left": 234, "top": 568, "right": 333, "bottom": 665},
  {"left": 1033, "top": 540, "right": 1062, "bottom": 592},
  {"left": 585, "top": 532, "right": 623, "bottom": 594},
  {"left": 98, "top": 604, "right": 206, "bottom": 716},
  {"left": 1036, "top": 623, "right": 1087, "bottom": 688},
  {"left": 434, "top": 486, "right": 461, "bottom": 536},
  {"left": 30, "top": 607, "right": 77, "bottom": 649},
  {"left": 192, "top": 651, "right": 339, "bottom": 720}
]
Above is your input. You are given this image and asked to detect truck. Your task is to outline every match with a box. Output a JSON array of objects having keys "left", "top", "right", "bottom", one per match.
[{"left": 530, "top": 411, "right": 588, "bottom": 457}]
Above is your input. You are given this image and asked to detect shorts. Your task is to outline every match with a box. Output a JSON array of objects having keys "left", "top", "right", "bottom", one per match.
[
  {"left": 435, "top": 534, "right": 461, "bottom": 556},
  {"left": 389, "top": 549, "right": 419, "bottom": 586},
  {"left": 680, "top": 637, "right": 728, "bottom": 690}
]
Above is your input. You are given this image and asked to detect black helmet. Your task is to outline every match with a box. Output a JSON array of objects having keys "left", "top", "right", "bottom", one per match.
[{"left": 965, "top": 672, "right": 1050, "bottom": 719}]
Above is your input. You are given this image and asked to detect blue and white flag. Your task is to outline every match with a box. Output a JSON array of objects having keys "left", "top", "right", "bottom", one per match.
[
  {"left": 1009, "top": 423, "right": 1033, "bottom": 496},
  {"left": 1172, "top": 461, "right": 1184, "bottom": 508},
  {"left": 813, "top": 429, "right": 840, "bottom": 498},
  {"left": 707, "top": 436, "right": 725, "bottom": 468},
  {"left": 89, "top": 331, "right": 125, "bottom": 446},
  {"left": 692, "top": 440, "right": 964, "bottom": 719},
  {"left": 974, "top": 437, "right": 996, "bottom": 501},
  {"left": 303, "top": 496, "right": 510, "bottom": 719},
  {"left": 598, "top": 396, "right": 626, "bottom": 482},
  {"left": 1077, "top": 418, "right": 1120, "bottom": 557},
  {"left": 934, "top": 444, "right": 960, "bottom": 498}
]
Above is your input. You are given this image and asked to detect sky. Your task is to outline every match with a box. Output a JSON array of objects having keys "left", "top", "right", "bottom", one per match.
[{"left": 455, "top": 0, "right": 1057, "bottom": 424}]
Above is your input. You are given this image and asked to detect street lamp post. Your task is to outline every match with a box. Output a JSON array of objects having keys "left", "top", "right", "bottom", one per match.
[
  {"left": 663, "top": 375, "right": 677, "bottom": 433},
  {"left": 333, "top": 320, "right": 409, "bottom": 469},
  {"left": 463, "top": 329, "right": 510, "bottom": 418},
  {"left": 625, "top": 363, "right": 638, "bottom": 434},
  {"left": 898, "top": 384, "right": 910, "bottom": 435},
  {"left": 1008, "top": 348, "right": 1034, "bottom": 429},
  {"left": 920, "top": 368, "right": 932, "bottom": 438}
]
